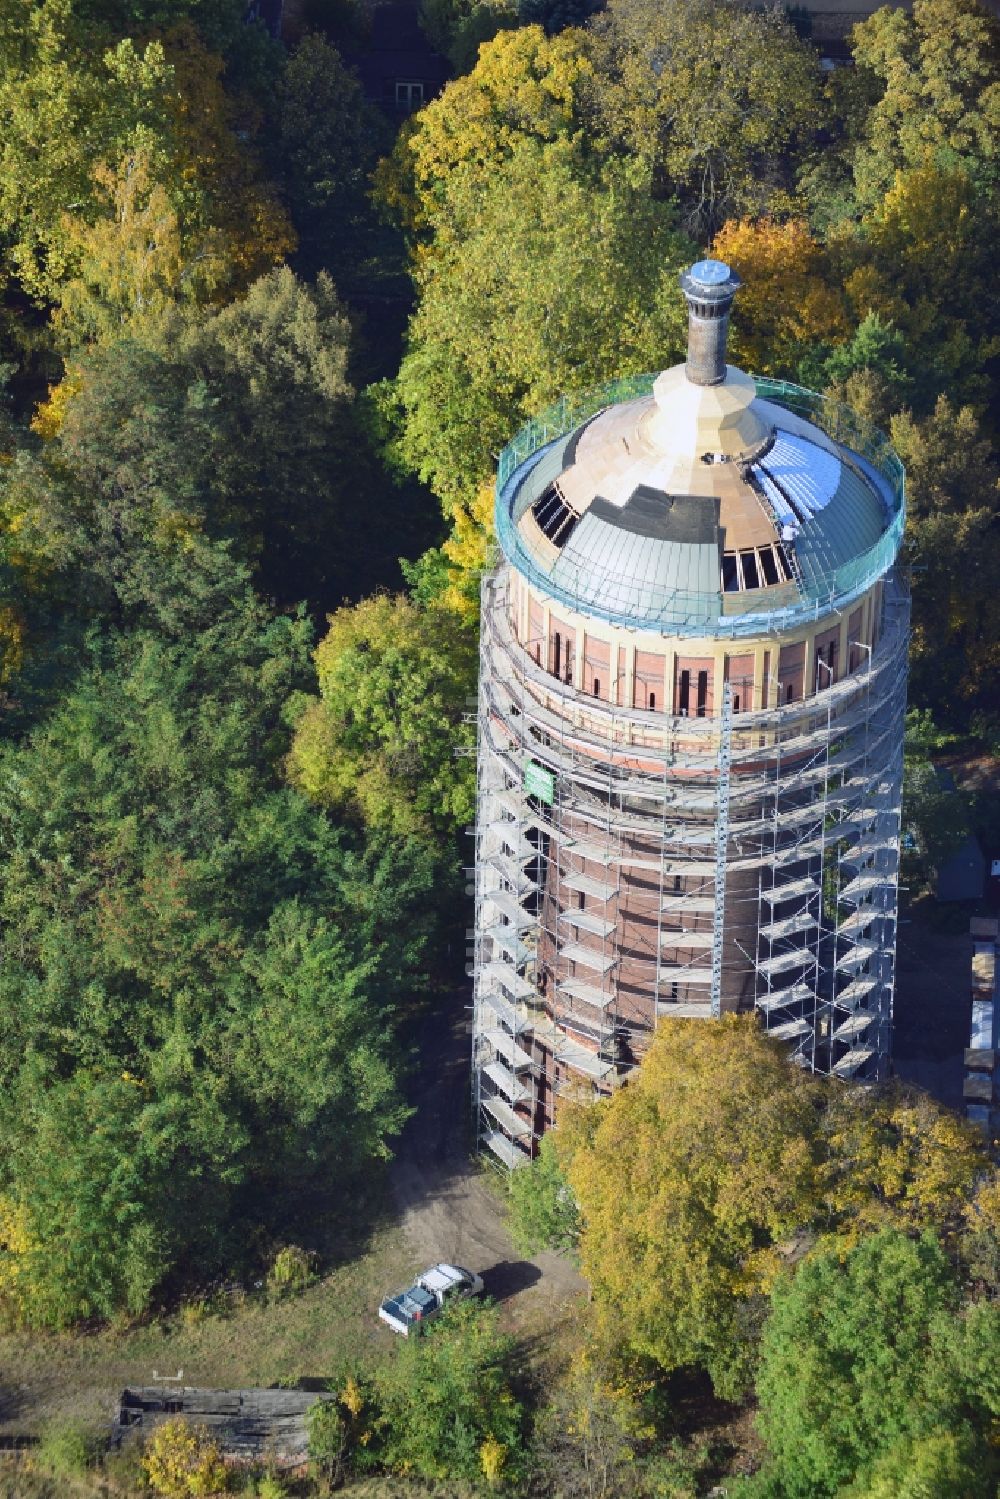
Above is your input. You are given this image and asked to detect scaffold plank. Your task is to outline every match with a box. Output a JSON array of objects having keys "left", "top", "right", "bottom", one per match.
[
  {"left": 834, "top": 975, "right": 878, "bottom": 1010},
  {"left": 479, "top": 990, "right": 529, "bottom": 1035},
  {"left": 761, "top": 876, "right": 819, "bottom": 904},
  {"left": 661, "top": 895, "right": 716, "bottom": 913},
  {"left": 840, "top": 871, "right": 892, "bottom": 904},
  {"left": 484, "top": 888, "right": 535, "bottom": 930},
  {"left": 838, "top": 906, "right": 879, "bottom": 940},
  {"left": 558, "top": 908, "right": 617, "bottom": 938},
  {"left": 559, "top": 941, "right": 616, "bottom": 975},
  {"left": 483, "top": 924, "right": 531, "bottom": 965},
  {"left": 836, "top": 942, "right": 878, "bottom": 972},
  {"left": 661, "top": 964, "right": 713, "bottom": 984},
  {"left": 482, "top": 1094, "right": 532, "bottom": 1137},
  {"left": 487, "top": 848, "right": 538, "bottom": 895},
  {"left": 768, "top": 1018, "right": 813, "bottom": 1042},
  {"left": 561, "top": 837, "right": 615, "bottom": 865},
  {"left": 778, "top": 802, "right": 827, "bottom": 831},
  {"left": 482, "top": 818, "right": 535, "bottom": 854},
  {"left": 661, "top": 928, "right": 714, "bottom": 948},
  {"left": 757, "top": 948, "right": 817, "bottom": 977},
  {"left": 773, "top": 837, "right": 825, "bottom": 866},
  {"left": 653, "top": 859, "right": 717, "bottom": 876},
  {"left": 833, "top": 1012, "right": 874, "bottom": 1042},
  {"left": 760, "top": 911, "right": 817, "bottom": 941},
  {"left": 833, "top": 1046, "right": 875, "bottom": 1078},
  {"left": 483, "top": 1060, "right": 528, "bottom": 1102},
  {"left": 557, "top": 978, "right": 616, "bottom": 1010},
  {"left": 480, "top": 962, "right": 536, "bottom": 1002},
  {"left": 670, "top": 826, "right": 715, "bottom": 847},
  {"left": 482, "top": 1130, "right": 530, "bottom": 1168},
  {"left": 562, "top": 870, "right": 617, "bottom": 900},
  {"left": 556, "top": 1038, "right": 614, "bottom": 1080},
  {"left": 483, "top": 1028, "right": 534, "bottom": 1070},
  {"left": 657, "top": 1000, "right": 713, "bottom": 1018},
  {"left": 757, "top": 980, "right": 815, "bottom": 1014},
  {"left": 492, "top": 788, "right": 524, "bottom": 822}
]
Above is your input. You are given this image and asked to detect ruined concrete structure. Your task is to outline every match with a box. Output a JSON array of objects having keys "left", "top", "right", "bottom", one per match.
[{"left": 471, "top": 260, "right": 908, "bottom": 1167}]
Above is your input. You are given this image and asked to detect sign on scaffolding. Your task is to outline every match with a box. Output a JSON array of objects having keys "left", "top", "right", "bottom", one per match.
[{"left": 524, "top": 761, "right": 555, "bottom": 805}]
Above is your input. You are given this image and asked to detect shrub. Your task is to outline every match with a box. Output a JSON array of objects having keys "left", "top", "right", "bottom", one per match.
[
  {"left": 507, "top": 1133, "right": 580, "bottom": 1256},
  {"left": 36, "top": 1420, "right": 97, "bottom": 1478},
  {"left": 307, "top": 1375, "right": 373, "bottom": 1486},
  {"left": 373, "top": 1301, "right": 523, "bottom": 1483},
  {"left": 253, "top": 1475, "right": 289, "bottom": 1499},
  {"left": 265, "top": 1245, "right": 318, "bottom": 1300},
  {"left": 142, "top": 1418, "right": 228, "bottom": 1498}
]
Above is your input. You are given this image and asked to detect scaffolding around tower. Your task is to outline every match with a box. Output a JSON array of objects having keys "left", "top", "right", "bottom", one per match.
[{"left": 471, "top": 561, "right": 908, "bottom": 1167}]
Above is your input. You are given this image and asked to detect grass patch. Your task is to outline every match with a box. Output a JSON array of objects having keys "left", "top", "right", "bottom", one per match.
[{"left": 0, "top": 1219, "right": 417, "bottom": 1441}]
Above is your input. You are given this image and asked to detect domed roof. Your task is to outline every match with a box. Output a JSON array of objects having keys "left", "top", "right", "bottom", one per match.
[{"left": 496, "top": 264, "right": 904, "bottom": 638}]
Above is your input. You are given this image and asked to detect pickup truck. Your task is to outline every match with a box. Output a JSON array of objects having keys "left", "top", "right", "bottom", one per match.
[{"left": 378, "top": 1263, "right": 484, "bottom": 1336}]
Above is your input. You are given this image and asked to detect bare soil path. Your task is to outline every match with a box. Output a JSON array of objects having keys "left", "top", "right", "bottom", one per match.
[{"left": 389, "top": 992, "right": 585, "bottom": 1328}]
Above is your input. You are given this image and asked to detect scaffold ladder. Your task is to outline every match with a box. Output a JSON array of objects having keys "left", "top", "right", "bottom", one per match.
[{"left": 711, "top": 684, "right": 733, "bottom": 1018}]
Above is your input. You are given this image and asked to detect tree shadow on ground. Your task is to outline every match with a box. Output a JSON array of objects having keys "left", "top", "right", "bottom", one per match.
[{"left": 481, "top": 1261, "right": 542, "bottom": 1301}]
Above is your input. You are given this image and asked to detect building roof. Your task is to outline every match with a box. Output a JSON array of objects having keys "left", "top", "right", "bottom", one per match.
[{"left": 496, "top": 264, "right": 905, "bottom": 639}]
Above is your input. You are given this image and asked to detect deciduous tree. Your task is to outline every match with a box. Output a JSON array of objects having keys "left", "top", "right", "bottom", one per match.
[
  {"left": 277, "top": 34, "right": 388, "bottom": 282},
  {"left": 287, "top": 592, "right": 476, "bottom": 842},
  {"left": 0, "top": 5, "right": 290, "bottom": 311},
  {"left": 889, "top": 395, "right": 1000, "bottom": 712},
  {"left": 818, "top": 1084, "right": 988, "bottom": 1244},
  {"left": 376, "top": 25, "right": 595, "bottom": 242},
  {"left": 7, "top": 267, "right": 383, "bottom": 614},
  {"left": 840, "top": 161, "right": 1000, "bottom": 412},
  {"left": 559, "top": 1017, "right": 821, "bottom": 1397},
  {"left": 589, "top": 0, "right": 820, "bottom": 233},
  {"left": 708, "top": 219, "right": 848, "bottom": 380},
  {"left": 389, "top": 141, "right": 691, "bottom": 509},
  {"left": 753, "top": 1230, "right": 998, "bottom": 1499},
  {"left": 851, "top": 0, "right": 1000, "bottom": 207}
]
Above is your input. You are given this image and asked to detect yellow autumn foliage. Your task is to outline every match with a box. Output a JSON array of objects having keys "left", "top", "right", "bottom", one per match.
[
  {"left": 560, "top": 1016, "right": 821, "bottom": 1390},
  {"left": 31, "top": 365, "right": 85, "bottom": 441},
  {"left": 479, "top": 1432, "right": 507, "bottom": 1486},
  {"left": 440, "top": 483, "right": 496, "bottom": 619},
  {"left": 821, "top": 1088, "right": 990, "bottom": 1245},
  {"left": 386, "top": 25, "right": 594, "bottom": 243},
  {"left": 555, "top": 1017, "right": 991, "bottom": 1395},
  {"left": 710, "top": 218, "right": 849, "bottom": 376},
  {"left": 142, "top": 1417, "right": 227, "bottom": 1498},
  {"left": 0, "top": 1194, "right": 35, "bottom": 1308}
]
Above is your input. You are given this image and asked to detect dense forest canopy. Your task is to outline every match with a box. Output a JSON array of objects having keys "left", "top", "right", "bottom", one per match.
[{"left": 0, "top": 0, "right": 995, "bottom": 1491}]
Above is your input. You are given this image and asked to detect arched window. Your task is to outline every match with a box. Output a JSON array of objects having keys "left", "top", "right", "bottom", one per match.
[
  {"left": 593, "top": 678, "right": 601, "bottom": 697},
  {"left": 648, "top": 691, "right": 656, "bottom": 711},
  {"left": 553, "top": 632, "right": 562, "bottom": 677}
]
